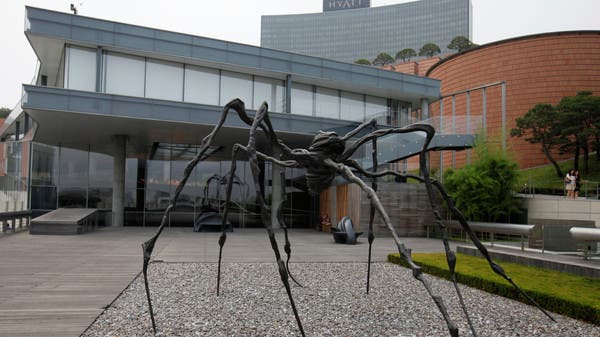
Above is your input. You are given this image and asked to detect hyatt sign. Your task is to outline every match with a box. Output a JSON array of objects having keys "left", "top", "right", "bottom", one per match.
[{"left": 323, "top": 0, "right": 371, "bottom": 12}]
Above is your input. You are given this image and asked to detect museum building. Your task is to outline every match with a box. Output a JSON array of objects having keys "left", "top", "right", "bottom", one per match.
[
  {"left": 425, "top": 31, "right": 600, "bottom": 171},
  {"left": 0, "top": 7, "right": 465, "bottom": 228}
]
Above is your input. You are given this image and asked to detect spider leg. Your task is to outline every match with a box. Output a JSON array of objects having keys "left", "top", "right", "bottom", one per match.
[
  {"left": 429, "top": 179, "right": 556, "bottom": 322},
  {"left": 216, "top": 145, "right": 241, "bottom": 296},
  {"left": 141, "top": 99, "right": 246, "bottom": 333},
  {"left": 366, "top": 138, "right": 377, "bottom": 294},
  {"left": 273, "top": 160, "right": 304, "bottom": 287},
  {"left": 340, "top": 118, "right": 378, "bottom": 141},
  {"left": 346, "top": 160, "right": 478, "bottom": 336},
  {"left": 252, "top": 102, "right": 305, "bottom": 287},
  {"left": 244, "top": 104, "right": 306, "bottom": 336},
  {"left": 328, "top": 158, "right": 459, "bottom": 337}
]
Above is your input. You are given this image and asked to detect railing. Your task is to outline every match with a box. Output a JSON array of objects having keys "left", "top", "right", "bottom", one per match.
[{"left": 519, "top": 179, "right": 600, "bottom": 199}]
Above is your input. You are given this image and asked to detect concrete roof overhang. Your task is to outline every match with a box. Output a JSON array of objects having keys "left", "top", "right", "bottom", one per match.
[
  {"left": 24, "top": 6, "right": 440, "bottom": 106},
  {"left": 22, "top": 85, "right": 363, "bottom": 157}
]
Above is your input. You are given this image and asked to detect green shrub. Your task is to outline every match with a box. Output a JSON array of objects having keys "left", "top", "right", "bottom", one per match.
[
  {"left": 443, "top": 137, "right": 520, "bottom": 222},
  {"left": 388, "top": 252, "right": 600, "bottom": 324}
]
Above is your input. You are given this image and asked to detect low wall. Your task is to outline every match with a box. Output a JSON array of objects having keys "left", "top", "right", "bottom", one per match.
[
  {"left": 521, "top": 196, "right": 600, "bottom": 227},
  {"left": 521, "top": 196, "right": 600, "bottom": 251},
  {"left": 359, "top": 183, "right": 436, "bottom": 237}
]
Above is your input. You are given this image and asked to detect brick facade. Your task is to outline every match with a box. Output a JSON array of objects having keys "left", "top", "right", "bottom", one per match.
[{"left": 426, "top": 31, "right": 600, "bottom": 169}]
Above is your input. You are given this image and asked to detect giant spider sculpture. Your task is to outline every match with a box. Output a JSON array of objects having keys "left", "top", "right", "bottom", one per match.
[{"left": 142, "top": 99, "right": 554, "bottom": 337}]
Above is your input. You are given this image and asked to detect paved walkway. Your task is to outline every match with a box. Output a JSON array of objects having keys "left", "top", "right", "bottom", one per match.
[{"left": 0, "top": 227, "right": 597, "bottom": 337}]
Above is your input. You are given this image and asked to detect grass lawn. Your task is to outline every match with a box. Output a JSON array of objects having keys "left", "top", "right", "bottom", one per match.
[
  {"left": 517, "top": 157, "right": 600, "bottom": 192},
  {"left": 388, "top": 252, "right": 600, "bottom": 324}
]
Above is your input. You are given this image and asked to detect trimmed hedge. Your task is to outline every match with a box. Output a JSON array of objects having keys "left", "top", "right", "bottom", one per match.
[{"left": 388, "top": 252, "right": 600, "bottom": 325}]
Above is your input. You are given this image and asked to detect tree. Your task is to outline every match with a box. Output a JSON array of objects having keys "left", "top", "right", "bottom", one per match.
[
  {"left": 0, "top": 107, "right": 10, "bottom": 118},
  {"left": 447, "top": 36, "right": 477, "bottom": 52},
  {"left": 395, "top": 48, "right": 417, "bottom": 62},
  {"left": 354, "top": 58, "right": 372, "bottom": 66},
  {"left": 556, "top": 91, "right": 600, "bottom": 173},
  {"left": 510, "top": 103, "right": 564, "bottom": 178},
  {"left": 418, "top": 43, "right": 441, "bottom": 57},
  {"left": 372, "top": 52, "right": 395, "bottom": 66},
  {"left": 444, "top": 139, "right": 520, "bottom": 222}
]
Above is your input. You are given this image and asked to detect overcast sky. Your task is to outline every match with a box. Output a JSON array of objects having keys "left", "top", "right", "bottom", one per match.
[{"left": 1, "top": 0, "right": 599, "bottom": 108}]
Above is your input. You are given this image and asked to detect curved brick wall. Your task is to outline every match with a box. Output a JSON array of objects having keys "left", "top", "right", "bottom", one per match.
[{"left": 427, "top": 31, "right": 600, "bottom": 170}]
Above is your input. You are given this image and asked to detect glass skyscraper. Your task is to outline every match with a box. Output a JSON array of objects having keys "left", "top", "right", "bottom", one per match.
[{"left": 261, "top": 0, "right": 472, "bottom": 63}]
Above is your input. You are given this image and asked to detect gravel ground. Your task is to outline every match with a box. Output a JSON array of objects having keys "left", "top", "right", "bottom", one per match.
[{"left": 82, "top": 262, "right": 598, "bottom": 337}]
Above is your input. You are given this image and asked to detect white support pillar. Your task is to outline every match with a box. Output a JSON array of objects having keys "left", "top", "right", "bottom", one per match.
[
  {"left": 270, "top": 148, "right": 283, "bottom": 229},
  {"left": 111, "top": 135, "right": 127, "bottom": 227}
]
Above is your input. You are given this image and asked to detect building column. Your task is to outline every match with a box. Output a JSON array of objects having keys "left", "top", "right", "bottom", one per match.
[
  {"left": 112, "top": 135, "right": 127, "bottom": 226},
  {"left": 270, "top": 148, "right": 283, "bottom": 229},
  {"left": 420, "top": 98, "right": 430, "bottom": 120}
]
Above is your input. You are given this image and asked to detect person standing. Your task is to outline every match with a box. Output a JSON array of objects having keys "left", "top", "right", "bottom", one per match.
[
  {"left": 574, "top": 170, "right": 582, "bottom": 199},
  {"left": 565, "top": 169, "right": 576, "bottom": 198}
]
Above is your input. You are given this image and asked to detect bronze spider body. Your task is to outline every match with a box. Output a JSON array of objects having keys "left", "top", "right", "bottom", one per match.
[{"left": 141, "top": 99, "right": 554, "bottom": 337}]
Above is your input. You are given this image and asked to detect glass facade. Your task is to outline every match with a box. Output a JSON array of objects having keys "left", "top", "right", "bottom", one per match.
[
  {"left": 64, "top": 47, "right": 402, "bottom": 122},
  {"left": 28, "top": 142, "right": 316, "bottom": 228},
  {"left": 183, "top": 65, "right": 220, "bottom": 105},
  {"left": 26, "top": 44, "right": 417, "bottom": 228},
  {"left": 0, "top": 140, "right": 30, "bottom": 213},
  {"left": 64, "top": 46, "right": 96, "bottom": 91},
  {"left": 261, "top": 0, "right": 472, "bottom": 63}
]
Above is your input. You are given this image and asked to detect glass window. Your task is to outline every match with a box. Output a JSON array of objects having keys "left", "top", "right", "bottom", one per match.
[
  {"left": 88, "top": 151, "right": 113, "bottom": 209},
  {"left": 31, "top": 143, "right": 58, "bottom": 186},
  {"left": 341, "top": 91, "right": 364, "bottom": 122},
  {"left": 58, "top": 147, "right": 89, "bottom": 208},
  {"left": 316, "top": 87, "right": 339, "bottom": 119},
  {"left": 184, "top": 65, "right": 219, "bottom": 105},
  {"left": 145, "top": 59, "right": 183, "bottom": 101},
  {"left": 253, "top": 76, "right": 285, "bottom": 113},
  {"left": 365, "top": 95, "right": 388, "bottom": 123},
  {"left": 104, "top": 53, "right": 145, "bottom": 97},
  {"left": 145, "top": 158, "right": 171, "bottom": 212},
  {"left": 125, "top": 158, "right": 138, "bottom": 209},
  {"left": 31, "top": 186, "right": 57, "bottom": 210},
  {"left": 65, "top": 47, "right": 96, "bottom": 91},
  {"left": 220, "top": 71, "right": 252, "bottom": 106},
  {"left": 291, "top": 83, "right": 313, "bottom": 116}
]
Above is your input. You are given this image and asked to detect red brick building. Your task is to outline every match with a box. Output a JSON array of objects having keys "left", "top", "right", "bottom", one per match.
[{"left": 390, "top": 31, "right": 600, "bottom": 170}]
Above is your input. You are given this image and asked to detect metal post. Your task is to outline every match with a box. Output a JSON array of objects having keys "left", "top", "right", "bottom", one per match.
[
  {"left": 501, "top": 82, "right": 507, "bottom": 150},
  {"left": 96, "top": 47, "right": 103, "bottom": 92},
  {"left": 111, "top": 135, "right": 127, "bottom": 226},
  {"left": 482, "top": 87, "right": 487, "bottom": 134},
  {"left": 439, "top": 99, "right": 444, "bottom": 180},
  {"left": 466, "top": 91, "right": 471, "bottom": 164},
  {"left": 451, "top": 96, "right": 456, "bottom": 168},
  {"left": 285, "top": 75, "right": 292, "bottom": 114}
]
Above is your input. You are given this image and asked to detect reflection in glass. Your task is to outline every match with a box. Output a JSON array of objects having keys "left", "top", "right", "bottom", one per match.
[
  {"left": 88, "top": 152, "right": 113, "bottom": 209},
  {"left": 31, "top": 143, "right": 58, "bottom": 186},
  {"left": 30, "top": 186, "right": 57, "bottom": 210},
  {"left": 145, "top": 159, "right": 170, "bottom": 211},
  {"left": 58, "top": 147, "right": 88, "bottom": 208}
]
